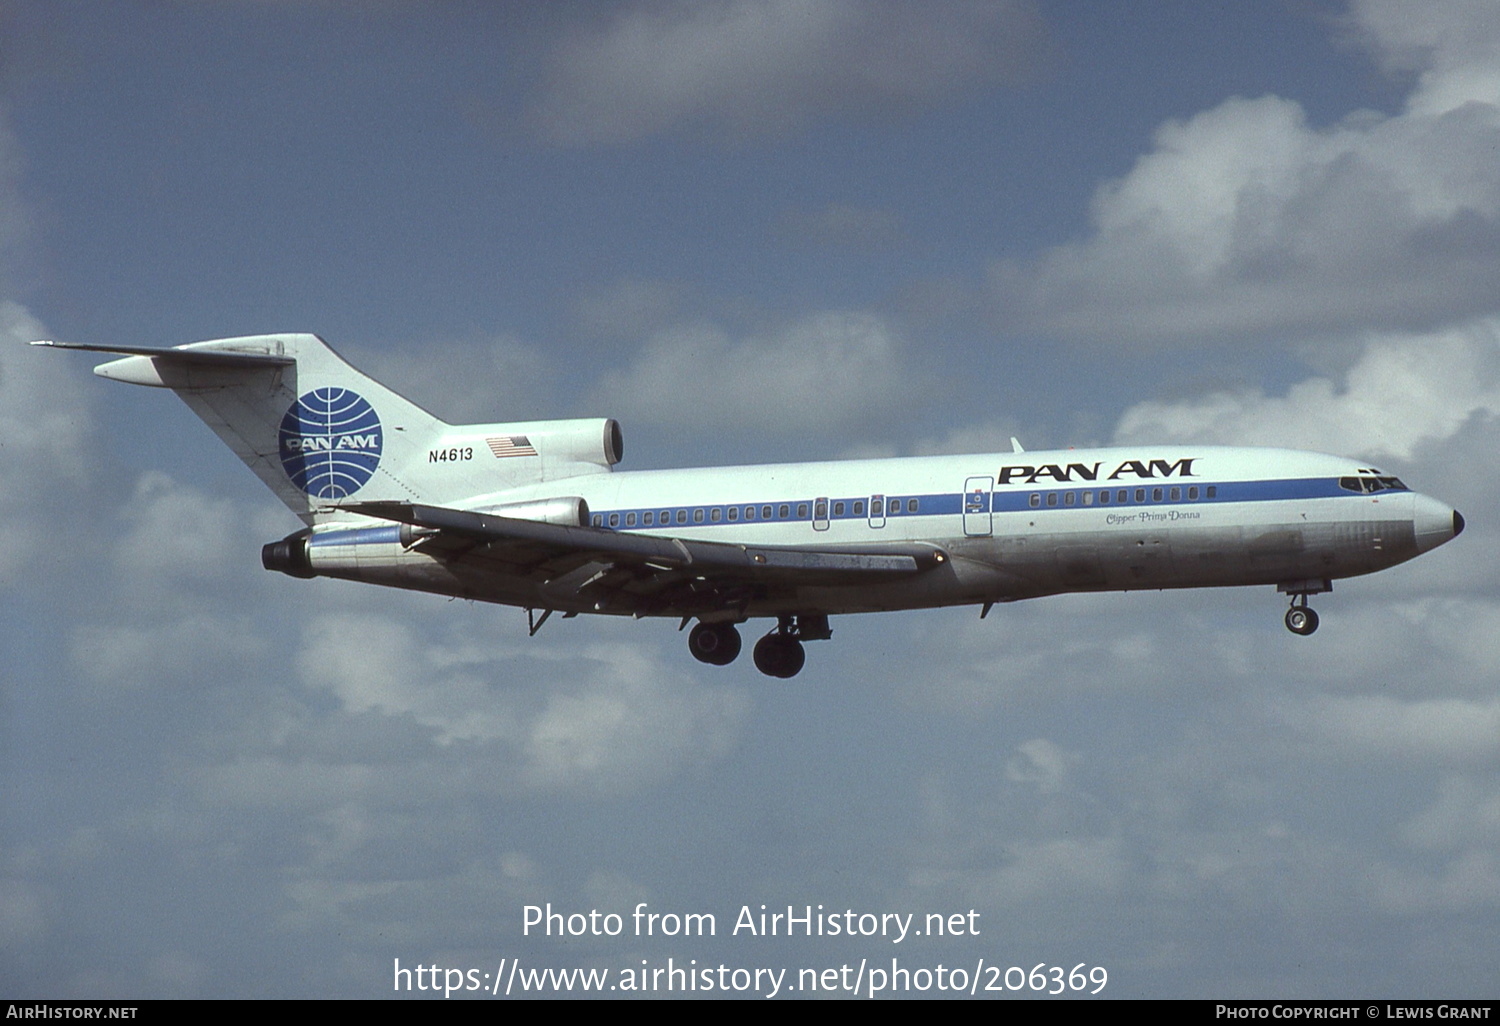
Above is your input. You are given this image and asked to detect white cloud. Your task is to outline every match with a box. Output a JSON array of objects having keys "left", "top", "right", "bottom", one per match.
[
  {"left": 520, "top": 642, "right": 746, "bottom": 790},
  {"left": 1004, "top": 738, "right": 1075, "bottom": 794},
  {"left": 298, "top": 612, "right": 522, "bottom": 746},
  {"left": 1350, "top": 0, "right": 1500, "bottom": 114},
  {"left": 908, "top": 835, "right": 1128, "bottom": 911},
  {"left": 0, "top": 303, "right": 95, "bottom": 576},
  {"left": 1368, "top": 848, "right": 1500, "bottom": 914},
  {"left": 70, "top": 614, "right": 267, "bottom": 690},
  {"left": 1291, "top": 695, "right": 1500, "bottom": 766},
  {"left": 297, "top": 612, "right": 748, "bottom": 794},
  {"left": 1402, "top": 775, "right": 1500, "bottom": 853},
  {"left": 599, "top": 311, "right": 917, "bottom": 432},
  {"left": 1113, "top": 317, "right": 1500, "bottom": 460},
  {"left": 531, "top": 0, "right": 1045, "bottom": 145},
  {"left": 112, "top": 471, "right": 252, "bottom": 583},
  {"left": 61, "top": 472, "right": 293, "bottom": 689},
  {"left": 991, "top": 0, "right": 1500, "bottom": 343}
]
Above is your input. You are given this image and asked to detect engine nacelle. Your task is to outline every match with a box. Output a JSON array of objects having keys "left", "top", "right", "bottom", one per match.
[
  {"left": 475, "top": 495, "right": 591, "bottom": 527},
  {"left": 523, "top": 417, "right": 622, "bottom": 469},
  {"left": 262, "top": 528, "right": 314, "bottom": 577},
  {"left": 262, "top": 494, "right": 591, "bottom": 579},
  {"left": 441, "top": 417, "right": 621, "bottom": 470}
]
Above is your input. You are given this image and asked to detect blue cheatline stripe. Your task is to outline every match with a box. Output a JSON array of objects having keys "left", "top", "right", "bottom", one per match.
[
  {"left": 307, "top": 477, "right": 1401, "bottom": 545},
  {"left": 590, "top": 476, "right": 1392, "bottom": 532}
]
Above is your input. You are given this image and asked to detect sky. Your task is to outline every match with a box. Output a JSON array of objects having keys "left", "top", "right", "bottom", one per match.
[{"left": 3, "top": 0, "right": 1499, "bottom": 1000}]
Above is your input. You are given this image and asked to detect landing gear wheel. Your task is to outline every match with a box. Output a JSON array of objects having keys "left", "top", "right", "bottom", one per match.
[
  {"left": 753, "top": 633, "right": 806, "bottom": 678},
  {"left": 1285, "top": 605, "right": 1319, "bottom": 636},
  {"left": 688, "top": 622, "right": 742, "bottom": 665}
]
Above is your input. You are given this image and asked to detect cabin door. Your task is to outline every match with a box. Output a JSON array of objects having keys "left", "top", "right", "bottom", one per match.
[{"left": 963, "top": 476, "right": 994, "bottom": 537}]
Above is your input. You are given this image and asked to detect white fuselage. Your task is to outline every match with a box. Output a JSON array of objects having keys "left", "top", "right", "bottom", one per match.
[{"left": 304, "top": 444, "right": 1460, "bottom": 619}]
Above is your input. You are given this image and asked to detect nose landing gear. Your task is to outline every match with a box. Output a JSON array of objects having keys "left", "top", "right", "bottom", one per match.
[
  {"left": 1278, "top": 580, "right": 1329, "bottom": 636},
  {"left": 1284, "top": 597, "right": 1319, "bottom": 636}
]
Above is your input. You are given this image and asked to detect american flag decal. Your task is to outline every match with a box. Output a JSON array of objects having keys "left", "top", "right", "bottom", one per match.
[{"left": 487, "top": 435, "right": 538, "bottom": 458}]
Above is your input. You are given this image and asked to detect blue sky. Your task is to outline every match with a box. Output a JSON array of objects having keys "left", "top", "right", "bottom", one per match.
[{"left": 4, "top": 0, "right": 1500, "bottom": 999}]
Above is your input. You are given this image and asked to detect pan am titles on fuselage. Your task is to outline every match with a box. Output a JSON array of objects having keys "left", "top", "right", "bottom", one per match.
[{"left": 36, "top": 334, "right": 1465, "bottom": 678}]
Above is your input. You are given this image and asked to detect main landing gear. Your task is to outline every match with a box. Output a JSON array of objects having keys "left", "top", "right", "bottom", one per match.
[
  {"left": 1279, "top": 580, "right": 1330, "bottom": 636},
  {"left": 686, "top": 614, "right": 830, "bottom": 678},
  {"left": 687, "top": 621, "right": 742, "bottom": 665}
]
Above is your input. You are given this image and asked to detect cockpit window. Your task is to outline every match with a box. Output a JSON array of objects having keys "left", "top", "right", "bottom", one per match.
[{"left": 1339, "top": 476, "right": 1408, "bottom": 493}]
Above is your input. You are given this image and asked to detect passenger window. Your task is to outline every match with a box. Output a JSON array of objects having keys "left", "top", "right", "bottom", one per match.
[
  {"left": 592, "top": 514, "right": 603, "bottom": 527},
  {"left": 1188, "top": 486, "right": 1198, "bottom": 500},
  {"left": 1170, "top": 486, "right": 1180, "bottom": 501},
  {"left": 1083, "top": 491, "right": 1093, "bottom": 506},
  {"left": 798, "top": 503, "right": 809, "bottom": 518},
  {"left": 833, "top": 501, "right": 845, "bottom": 517},
  {"left": 661, "top": 510, "right": 670, "bottom": 523},
  {"left": 779, "top": 504, "right": 790, "bottom": 519},
  {"left": 609, "top": 513, "right": 620, "bottom": 527},
  {"left": 644, "top": 511, "right": 654, "bottom": 526},
  {"left": 710, "top": 508, "right": 721, "bottom": 522},
  {"left": 728, "top": 507, "right": 738, "bottom": 521},
  {"left": 1065, "top": 492, "right": 1075, "bottom": 506},
  {"left": 1152, "top": 487, "right": 1163, "bottom": 501},
  {"left": 1134, "top": 489, "right": 1145, "bottom": 502},
  {"left": 676, "top": 509, "right": 687, "bottom": 524},
  {"left": 1030, "top": 494, "right": 1040, "bottom": 508},
  {"left": 626, "top": 512, "right": 637, "bottom": 526},
  {"left": 1099, "top": 490, "right": 1110, "bottom": 504},
  {"left": 745, "top": 506, "right": 755, "bottom": 520},
  {"left": 908, "top": 499, "right": 919, "bottom": 513},
  {"left": 853, "top": 500, "right": 865, "bottom": 516},
  {"left": 1206, "top": 486, "right": 1217, "bottom": 498},
  {"left": 872, "top": 497, "right": 884, "bottom": 516},
  {"left": 693, "top": 509, "right": 704, "bottom": 523},
  {"left": 1047, "top": 493, "right": 1058, "bottom": 507},
  {"left": 762, "top": 505, "right": 773, "bottom": 519},
  {"left": 1118, "top": 490, "right": 1128, "bottom": 503}
]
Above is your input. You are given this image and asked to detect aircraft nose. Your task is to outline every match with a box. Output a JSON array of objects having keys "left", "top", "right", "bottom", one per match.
[{"left": 1413, "top": 494, "right": 1463, "bottom": 553}]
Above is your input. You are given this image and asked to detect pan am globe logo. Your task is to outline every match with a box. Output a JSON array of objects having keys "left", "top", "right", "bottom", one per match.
[{"left": 278, "top": 388, "right": 383, "bottom": 499}]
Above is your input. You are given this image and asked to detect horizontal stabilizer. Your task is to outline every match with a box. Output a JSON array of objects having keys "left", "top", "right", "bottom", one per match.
[{"left": 30, "top": 339, "right": 294, "bottom": 370}]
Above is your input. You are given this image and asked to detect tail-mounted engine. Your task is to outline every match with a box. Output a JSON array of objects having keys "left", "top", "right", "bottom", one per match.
[
  {"left": 262, "top": 528, "right": 315, "bottom": 578},
  {"left": 261, "top": 495, "right": 592, "bottom": 579}
]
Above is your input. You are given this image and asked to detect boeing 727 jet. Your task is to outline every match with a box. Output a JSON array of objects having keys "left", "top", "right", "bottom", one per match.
[{"left": 38, "top": 334, "right": 1465, "bottom": 677}]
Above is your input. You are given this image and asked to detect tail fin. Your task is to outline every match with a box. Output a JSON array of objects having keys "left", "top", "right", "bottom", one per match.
[{"left": 35, "top": 334, "right": 621, "bottom": 523}]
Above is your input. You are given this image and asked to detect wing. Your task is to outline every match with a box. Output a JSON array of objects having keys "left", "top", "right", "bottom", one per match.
[{"left": 343, "top": 500, "right": 947, "bottom": 616}]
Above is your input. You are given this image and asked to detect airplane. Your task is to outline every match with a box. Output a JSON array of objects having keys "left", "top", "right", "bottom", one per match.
[{"left": 36, "top": 333, "right": 1465, "bottom": 678}]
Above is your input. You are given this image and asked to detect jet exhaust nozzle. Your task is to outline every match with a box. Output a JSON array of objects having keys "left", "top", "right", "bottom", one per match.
[{"left": 262, "top": 531, "right": 315, "bottom": 578}]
